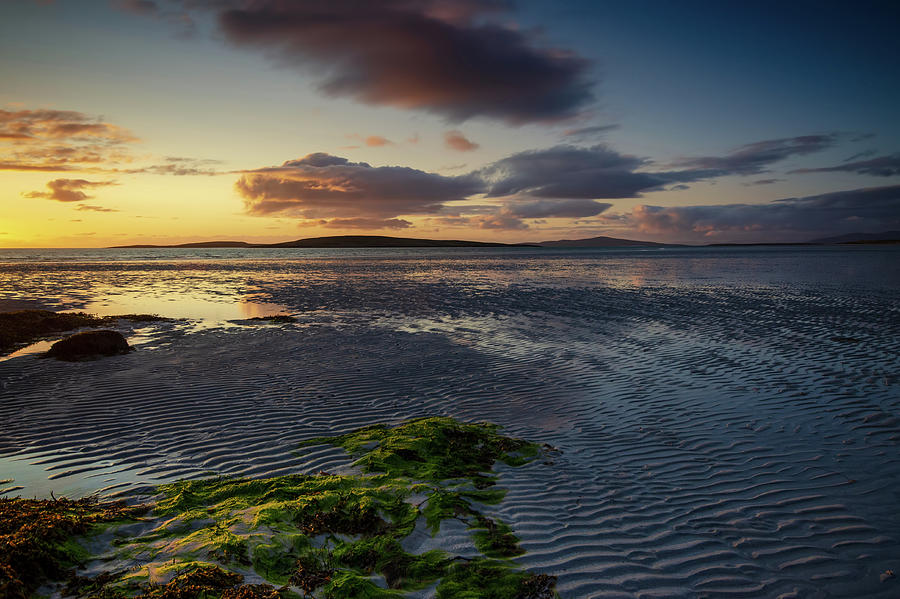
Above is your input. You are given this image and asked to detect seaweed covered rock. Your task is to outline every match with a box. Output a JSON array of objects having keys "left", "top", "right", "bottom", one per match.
[
  {"left": 45, "top": 330, "right": 130, "bottom": 361},
  {"left": 0, "top": 310, "right": 165, "bottom": 356}
]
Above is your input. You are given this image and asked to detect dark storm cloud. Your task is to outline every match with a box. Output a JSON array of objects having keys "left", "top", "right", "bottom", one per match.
[
  {"left": 622, "top": 184, "right": 900, "bottom": 238},
  {"left": 236, "top": 153, "right": 482, "bottom": 219},
  {"left": 431, "top": 198, "right": 611, "bottom": 231},
  {"left": 23, "top": 178, "right": 118, "bottom": 203},
  {"left": 235, "top": 130, "right": 888, "bottom": 232},
  {"left": 434, "top": 213, "right": 530, "bottom": 230},
  {"left": 479, "top": 145, "right": 667, "bottom": 199},
  {"left": 478, "top": 134, "right": 877, "bottom": 204},
  {"left": 505, "top": 199, "right": 611, "bottom": 218},
  {"left": 670, "top": 134, "right": 848, "bottom": 176},
  {"left": 209, "top": 0, "right": 593, "bottom": 124},
  {"left": 789, "top": 153, "right": 900, "bottom": 177}
]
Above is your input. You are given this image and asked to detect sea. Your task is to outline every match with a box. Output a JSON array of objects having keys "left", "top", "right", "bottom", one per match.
[{"left": 0, "top": 245, "right": 897, "bottom": 318}]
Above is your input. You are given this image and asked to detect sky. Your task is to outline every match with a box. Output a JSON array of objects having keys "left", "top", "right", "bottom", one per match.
[{"left": 1, "top": 0, "right": 899, "bottom": 247}]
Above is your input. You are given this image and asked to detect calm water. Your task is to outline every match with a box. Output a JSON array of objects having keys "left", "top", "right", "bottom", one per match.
[{"left": 1, "top": 246, "right": 897, "bottom": 319}]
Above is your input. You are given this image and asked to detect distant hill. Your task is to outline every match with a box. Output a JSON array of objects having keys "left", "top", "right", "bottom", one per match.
[
  {"left": 809, "top": 231, "right": 900, "bottom": 244},
  {"left": 537, "top": 235, "right": 677, "bottom": 247},
  {"left": 113, "top": 235, "right": 535, "bottom": 249},
  {"left": 116, "top": 241, "right": 254, "bottom": 248}
]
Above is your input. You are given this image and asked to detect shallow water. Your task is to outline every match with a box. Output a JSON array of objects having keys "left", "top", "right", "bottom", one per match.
[{"left": 1, "top": 246, "right": 898, "bottom": 598}]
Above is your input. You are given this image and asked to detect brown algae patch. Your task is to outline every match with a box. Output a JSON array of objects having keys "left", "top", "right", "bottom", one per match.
[
  {"left": 0, "top": 310, "right": 169, "bottom": 356},
  {"left": 0, "top": 497, "right": 147, "bottom": 598},
  {"left": 44, "top": 418, "right": 557, "bottom": 598},
  {"left": 244, "top": 315, "right": 297, "bottom": 324}
]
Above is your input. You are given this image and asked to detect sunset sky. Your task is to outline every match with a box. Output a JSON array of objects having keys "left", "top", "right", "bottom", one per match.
[{"left": 2, "top": 0, "right": 899, "bottom": 247}]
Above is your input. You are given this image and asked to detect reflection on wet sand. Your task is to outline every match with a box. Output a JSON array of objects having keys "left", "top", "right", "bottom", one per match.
[{"left": 80, "top": 290, "right": 289, "bottom": 322}]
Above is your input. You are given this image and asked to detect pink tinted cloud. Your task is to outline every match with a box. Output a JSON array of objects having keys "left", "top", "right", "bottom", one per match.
[
  {"left": 365, "top": 135, "right": 393, "bottom": 147},
  {"left": 0, "top": 109, "right": 137, "bottom": 172},
  {"left": 444, "top": 130, "right": 479, "bottom": 152},
  {"left": 236, "top": 153, "right": 482, "bottom": 221},
  {"left": 216, "top": 1, "right": 593, "bottom": 124}
]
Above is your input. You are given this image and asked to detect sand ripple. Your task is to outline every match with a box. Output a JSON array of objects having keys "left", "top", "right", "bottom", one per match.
[{"left": 1, "top": 250, "right": 899, "bottom": 598}]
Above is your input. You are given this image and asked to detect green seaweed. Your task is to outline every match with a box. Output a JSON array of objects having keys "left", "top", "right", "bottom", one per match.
[
  {"left": 321, "top": 571, "right": 402, "bottom": 599},
  {"left": 298, "top": 417, "right": 539, "bottom": 486},
  {"left": 43, "top": 418, "right": 555, "bottom": 598},
  {"left": 422, "top": 488, "right": 506, "bottom": 534},
  {"left": 332, "top": 537, "right": 447, "bottom": 590},
  {"left": 435, "top": 558, "right": 557, "bottom": 599},
  {"left": 470, "top": 516, "right": 524, "bottom": 559}
]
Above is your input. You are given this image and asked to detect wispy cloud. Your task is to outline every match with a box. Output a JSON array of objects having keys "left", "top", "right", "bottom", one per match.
[
  {"left": 127, "top": 156, "right": 225, "bottom": 176},
  {"left": 320, "top": 217, "right": 412, "bottom": 230},
  {"left": 444, "top": 130, "right": 479, "bottom": 152},
  {"left": 561, "top": 124, "right": 619, "bottom": 140},
  {"left": 23, "top": 178, "right": 117, "bottom": 203},
  {"left": 669, "top": 134, "right": 855, "bottom": 177},
  {"left": 789, "top": 153, "right": 900, "bottom": 177},
  {"left": 0, "top": 108, "right": 137, "bottom": 172},
  {"left": 113, "top": 0, "right": 196, "bottom": 37},
  {"left": 76, "top": 204, "right": 120, "bottom": 212},
  {"left": 365, "top": 136, "right": 393, "bottom": 147},
  {"left": 1, "top": 107, "right": 232, "bottom": 179}
]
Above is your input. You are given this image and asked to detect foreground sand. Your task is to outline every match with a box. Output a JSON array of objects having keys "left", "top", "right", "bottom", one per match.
[
  {"left": 1, "top": 246, "right": 899, "bottom": 598},
  {"left": 1, "top": 296, "right": 898, "bottom": 598}
]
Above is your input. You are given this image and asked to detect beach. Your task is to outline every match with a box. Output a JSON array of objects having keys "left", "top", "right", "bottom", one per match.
[{"left": 1, "top": 245, "right": 899, "bottom": 598}]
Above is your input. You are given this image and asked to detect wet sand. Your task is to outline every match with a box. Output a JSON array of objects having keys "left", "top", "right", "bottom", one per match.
[{"left": 1, "top": 247, "right": 899, "bottom": 597}]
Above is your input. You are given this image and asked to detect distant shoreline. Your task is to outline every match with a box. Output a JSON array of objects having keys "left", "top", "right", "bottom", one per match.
[
  {"left": 111, "top": 235, "right": 538, "bottom": 249},
  {"left": 108, "top": 232, "right": 900, "bottom": 250}
]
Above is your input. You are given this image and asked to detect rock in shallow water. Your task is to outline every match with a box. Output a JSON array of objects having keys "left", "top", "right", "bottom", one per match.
[{"left": 44, "top": 330, "right": 130, "bottom": 361}]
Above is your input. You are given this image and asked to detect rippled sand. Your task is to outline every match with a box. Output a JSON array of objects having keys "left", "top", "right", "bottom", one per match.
[{"left": 1, "top": 247, "right": 898, "bottom": 598}]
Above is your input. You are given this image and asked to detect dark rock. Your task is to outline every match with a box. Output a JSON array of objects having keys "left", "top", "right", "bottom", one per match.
[{"left": 44, "top": 330, "right": 131, "bottom": 361}]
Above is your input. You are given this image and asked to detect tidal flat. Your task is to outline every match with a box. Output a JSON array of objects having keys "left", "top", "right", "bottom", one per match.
[{"left": 1, "top": 246, "right": 899, "bottom": 598}]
